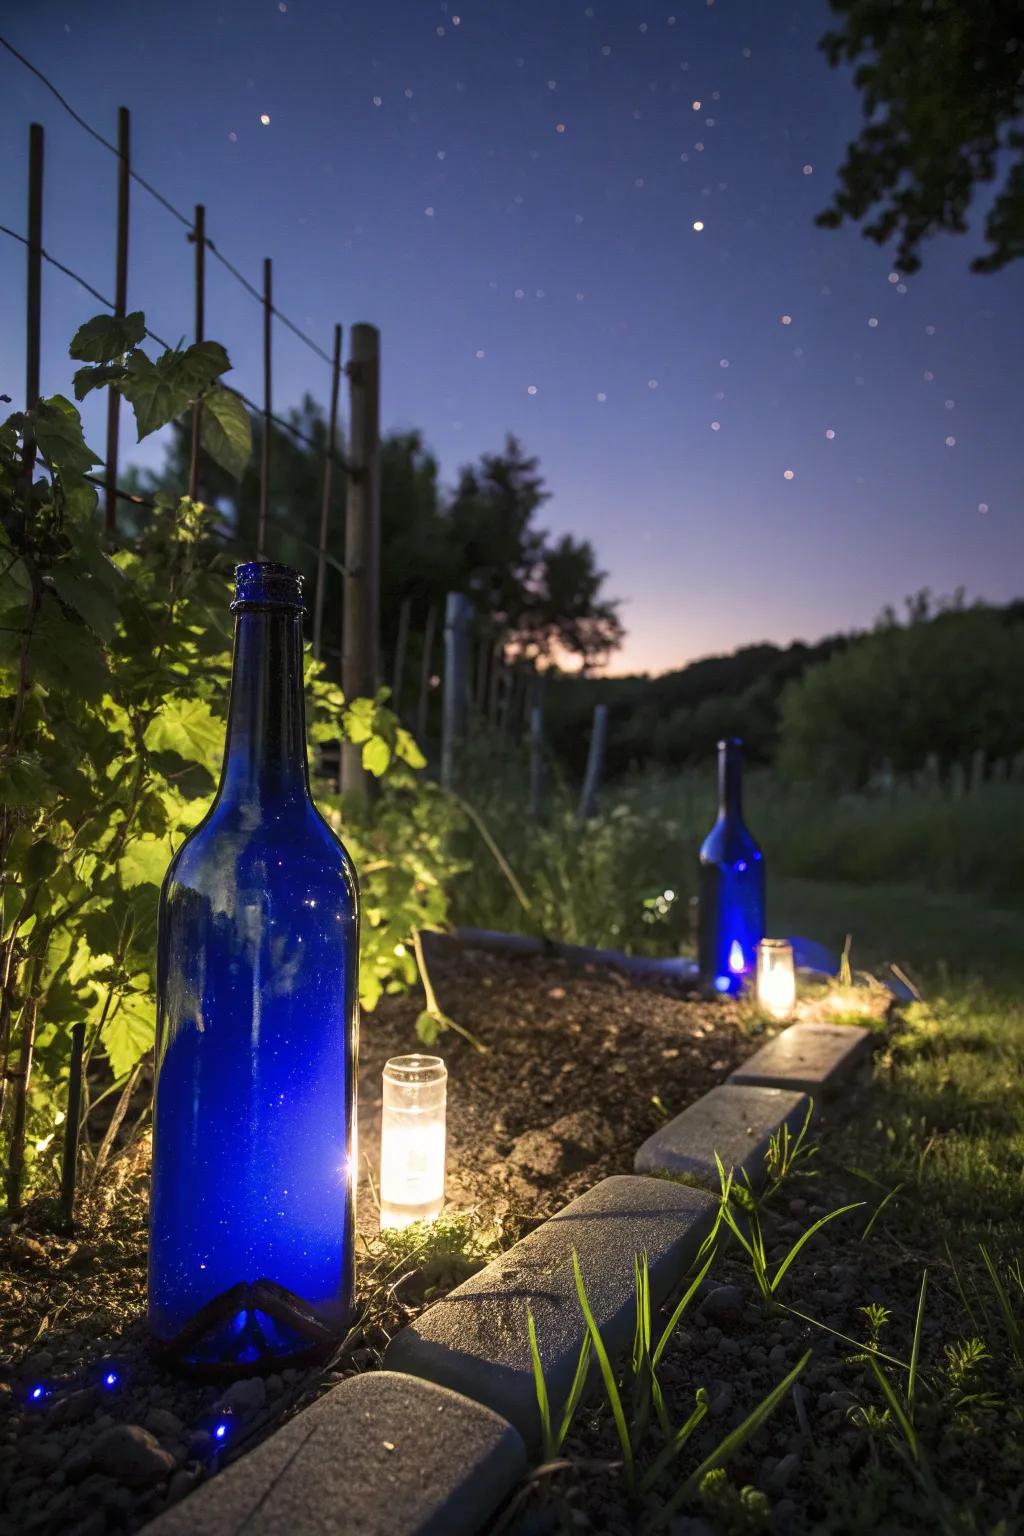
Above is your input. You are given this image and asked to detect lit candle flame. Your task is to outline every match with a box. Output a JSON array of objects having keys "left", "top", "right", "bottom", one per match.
[{"left": 728, "top": 940, "right": 745, "bottom": 973}]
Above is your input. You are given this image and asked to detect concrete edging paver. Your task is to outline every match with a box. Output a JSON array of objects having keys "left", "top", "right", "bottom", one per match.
[
  {"left": 143, "top": 1370, "right": 526, "bottom": 1536},
  {"left": 634, "top": 1083, "right": 811, "bottom": 1189},
  {"left": 727, "top": 1021, "right": 874, "bottom": 1099},
  {"left": 384, "top": 1174, "right": 718, "bottom": 1447}
]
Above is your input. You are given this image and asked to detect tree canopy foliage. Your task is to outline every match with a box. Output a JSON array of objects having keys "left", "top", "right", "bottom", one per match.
[
  {"left": 778, "top": 595, "right": 1024, "bottom": 786},
  {"left": 819, "top": 0, "right": 1024, "bottom": 272}
]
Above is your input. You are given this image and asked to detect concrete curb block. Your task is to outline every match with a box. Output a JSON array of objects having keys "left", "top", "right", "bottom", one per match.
[
  {"left": 727, "top": 1022, "right": 874, "bottom": 1099},
  {"left": 384, "top": 1175, "right": 717, "bottom": 1447},
  {"left": 143, "top": 1371, "right": 526, "bottom": 1536},
  {"left": 634, "top": 1083, "right": 811, "bottom": 1189}
]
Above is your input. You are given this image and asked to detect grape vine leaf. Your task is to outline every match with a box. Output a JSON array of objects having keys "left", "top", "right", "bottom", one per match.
[
  {"left": 34, "top": 396, "right": 101, "bottom": 480},
  {"left": 102, "top": 989, "right": 155, "bottom": 1078},
  {"left": 143, "top": 696, "right": 224, "bottom": 762},
  {"left": 50, "top": 559, "right": 120, "bottom": 642},
  {"left": 0, "top": 592, "right": 109, "bottom": 700},
  {"left": 200, "top": 386, "right": 252, "bottom": 479},
  {"left": 362, "top": 735, "right": 392, "bottom": 777},
  {"left": 69, "top": 311, "right": 146, "bottom": 364},
  {"left": 120, "top": 343, "right": 231, "bottom": 440},
  {"left": 73, "top": 362, "right": 129, "bottom": 402}
]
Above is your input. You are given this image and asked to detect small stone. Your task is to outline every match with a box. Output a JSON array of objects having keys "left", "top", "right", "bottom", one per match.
[
  {"left": 166, "top": 1465, "right": 203, "bottom": 1504},
  {"left": 145, "top": 1408, "right": 185, "bottom": 1440},
  {"left": 708, "top": 1382, "right": 733, "bottom": 1417},
  {"left": 699, "top": 1285, "right": 744, "bottom": 1325},
  {"left": 62, "top": 1445, "right": 94, "bottom": 1482},
  {"left": 19, "top": 1349, "right": 54, "bottom": 1378},
  {"left": 768, "top": 1452, "right": 800, "bottom": 1492},
  {"left": 768, "top": 1344, "right": 787, "bottom": 1370},
  {"left": 67, "top": 1513, "right": 106, "bottom": 1536},
  {"left": 774, "top": 1498, "right": 798, "bottom": 1527},
  {"left": 10, "top": 1235, "right": 48, "bottom": 1264},
  {"left": 217, "top": 1376, "right": 266, "bottom": 1417},
  {"left": 91, "top": 1424, "right": 176, "bottom": 1485},
  {"left": 788, "top": 1198, "right": 808, "bottom": 1219},
  {"left": 264, "top": 1374, "right": 285, "bottom": 1400},
  {"left": 719, "top": 1337, "right": 741, "bottom": 1358},
  {"left": 25, "top": 1438, "right": 64, "bottom": 1472},
  {"left": 187, "top": 1430, "right": 213, "bottom": 1460},
  {"left": 53, "top": 1388, "right": 97, "bottom": 1426}
]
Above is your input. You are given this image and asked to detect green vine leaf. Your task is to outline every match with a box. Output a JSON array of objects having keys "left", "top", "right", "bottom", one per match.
[
  {"left": 73, "top": 362, "right": 129, "bottom": 402},
  {"left": 363, "top": 735, "right": 392, "bottom": 777},
  {"left": 143, "top": 696, "right": 224, "bottom": 763},
  {"left": 120, "top": 342, "right": 231, "bottom": 439},
  {"left": 200, "top": 386, "right": 252, "bottom": 479},
  {"left": 102, "top": 989, "right": 155, "bottom": 1078},
  {"left": 69, "top": 311, "right": 146, "bottom": 364},
  {"left": 34, "top": 396, "right": 101, "bottom": 480}
]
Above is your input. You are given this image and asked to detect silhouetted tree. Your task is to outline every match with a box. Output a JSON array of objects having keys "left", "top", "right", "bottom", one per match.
[{"left": 819, "top": 0, "right": 1024, "bottom": 271}]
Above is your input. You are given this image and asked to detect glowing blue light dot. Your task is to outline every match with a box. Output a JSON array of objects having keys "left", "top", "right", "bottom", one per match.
[
  {"left": 215, "top": 1423, "right": 228, "bottom": 1440},
  {"left": 31, "top": 1385, "right": 44, "bottom": 1400},
  {"left": 714, "top": 976, "right": 731, "bottom": 993},
  {"left": 104, "top": 1372, "right": 118, "bottom": 1388}
]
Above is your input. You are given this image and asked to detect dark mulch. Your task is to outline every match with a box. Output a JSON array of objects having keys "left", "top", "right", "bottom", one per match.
[{"left": 0, "top": 945, "right": 754, "bottom": 1536}]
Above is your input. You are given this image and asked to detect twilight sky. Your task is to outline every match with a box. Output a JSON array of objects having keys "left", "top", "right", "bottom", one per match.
[{"left": 2, "top": 0, "right": 1022, "bottom": 675}]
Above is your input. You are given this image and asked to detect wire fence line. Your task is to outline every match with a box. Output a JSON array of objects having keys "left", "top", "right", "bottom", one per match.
[
  {"left": 0, "top": 33, "right": 336, "bottom": 367},
  {"left": 0, "top": 221, "right": 349, "bottom": 472}
]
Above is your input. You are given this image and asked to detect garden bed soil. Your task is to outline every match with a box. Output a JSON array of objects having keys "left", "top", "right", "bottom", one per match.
[{"left": 0, "top": 945, "right": 752, "bottom": 1536}]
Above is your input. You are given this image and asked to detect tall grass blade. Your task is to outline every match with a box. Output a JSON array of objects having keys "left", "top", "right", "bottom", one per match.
[
  {"left": 868, "top": 1355, "right": 919, "bottom": 1462},
  {"left": 861, "top": 1182, "right": 905, "bottom": 1240},
  {"left": 572, "top": 1249, "right": 635, "bottom": 1491},
  {"left": 526, "top": 1305, "right": 554, "bottom": 1461},
  {"left": 555, "top": 1333, "right": 592, "bottom": 1452},
  {"left": 647, "top": 1351, "right": 811, "bottom": 1531},
  {"left": 980, "top": 1243, "right": 1024, "bottom": 1366},
  {"left": 907, "top": 1270, "right": 927, "bottom": 1423},
  {"left": 652, "top": 1248, "right": 715, "bottom": 1368},
  {"left": 638, "top": 1389, "right": 709, "bottom": 1494},
  {"left": 770, "top": 1202, "right": 864, "bottom": 1293}
]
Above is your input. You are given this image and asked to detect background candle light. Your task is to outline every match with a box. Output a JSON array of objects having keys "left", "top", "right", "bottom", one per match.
[
  {"left": 379, "top": 1055, "right": 447, "bottom": 1230},
  {"left": 757, "top": 939, "right": 796, "bottom": 1021}
]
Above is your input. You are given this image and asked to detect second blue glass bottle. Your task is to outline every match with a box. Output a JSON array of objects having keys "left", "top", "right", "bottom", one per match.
[
  {"left": 698, "top": 737, "right": 765, "bottom": 994},
  {"left": 149, "top": 562, "right": 359, "bottom": 1373}
]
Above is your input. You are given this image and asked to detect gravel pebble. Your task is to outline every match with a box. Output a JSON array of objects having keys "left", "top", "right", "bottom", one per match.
[{"left": 91, "top": 1424, "right": 176, "bottom": 1486}]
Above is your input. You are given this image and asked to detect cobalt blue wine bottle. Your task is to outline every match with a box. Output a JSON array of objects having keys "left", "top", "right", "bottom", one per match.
[
  {"left": 149, "top": 562, "right": 359, "bottom": 1373},
  {"left": 698, "top": 738, "right": 765, "bottom": 995}
]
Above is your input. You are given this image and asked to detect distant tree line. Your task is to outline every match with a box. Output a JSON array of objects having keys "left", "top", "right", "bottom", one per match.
[
  {"left": 548, "top": 593, "right": 1024, "bottom": 787},
  {"left": 135, "top": 401, "right": 623, "bottom": 681}
]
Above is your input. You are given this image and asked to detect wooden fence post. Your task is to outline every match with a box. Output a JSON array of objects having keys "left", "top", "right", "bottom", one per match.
[
  {"left": 104, "top": 106, "right": 130, "bottom": 535},
  {"left": 188, "top": 203, "right": 205, "bottom": 503},
  {"left": 257, "top": 256, "right": 272, "bottom": 558},
  {"left": 312, "top": 322, "right": 342, "bottom": 661},
  {"left": 577, "top": 703, "right": 608, "bottom": 822},
  {"left": 341, "top": 323, "right": 381, "bottom": 796},
  {"left": 441, "top": 592, "right": 471, "bottom": 792},
  {"left": 416, "top": 603, "right": 437, "bottom": 745}
]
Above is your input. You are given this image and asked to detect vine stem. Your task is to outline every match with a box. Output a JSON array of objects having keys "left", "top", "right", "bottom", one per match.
[
  {"left": 411, "top": 927, "right": 487, "bottom": 1054},
  {"left": 450, "top": 793, "right": 532, "bottom": 915},
  {"left": 5, "top": 958, "right": 42, "bottom": 1218}
]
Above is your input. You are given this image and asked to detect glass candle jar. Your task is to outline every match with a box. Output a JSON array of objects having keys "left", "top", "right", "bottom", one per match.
[
  {"left": 379, "top": 1055, "right": 447, "bottom": 1230},
  {"left": 756, "top": 939, "right": 796, "bottom": 1022}
]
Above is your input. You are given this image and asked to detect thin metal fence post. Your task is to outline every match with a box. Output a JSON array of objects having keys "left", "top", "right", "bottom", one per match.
[
  {"left": 391, "top": 595, "right": 410, "bottom": 716},
  {"left": 23, "top": 122, "right": 43, "bottom": 484},
  {"left": 577, "top": 703, "right": 609, "bottom": 822},
  {"left": 441, "top": 592, "right": 471, "bottom": 793},
  {"left": 341, "top": 323, "right": 381, "bottom": 795},
  {"left": 188, "top": 203, "right": 205, "bottom": 503},
  {"left": 257, "top": 256, "right": 272, "bottom": 558},
  {"left": 529, "top": 691, "right": 545, "bottom": 823},
  {"left": 103, "top": 106, "right": 130, "bottom": 534},
  {"left": 313, "top": 322, "right": 342, "bottom": 660},
  {"left": 416, "top": 603, "right": 437, "bottom": 745}
]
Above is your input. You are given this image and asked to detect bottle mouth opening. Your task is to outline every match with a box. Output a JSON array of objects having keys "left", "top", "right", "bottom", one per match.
[{"left": 232, "top": 561, "right": 305, "bottom": 612}]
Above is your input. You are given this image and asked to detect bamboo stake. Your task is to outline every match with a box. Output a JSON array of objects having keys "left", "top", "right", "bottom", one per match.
[
  {"left": 341, "top": 324, "right": 381, "bottom": 796},
  {"left": 391, "top": 595, "right": 410, "bottom": 716},
  {"left": 416, "top": 603, "right": 437, "bottom": 745}
]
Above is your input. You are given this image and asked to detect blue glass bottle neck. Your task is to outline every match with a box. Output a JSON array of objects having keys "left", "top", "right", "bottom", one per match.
[
  {"left": 217, "top": 607, "right": 310, "bottom": 807},
  {"left": 717, "top": 745, "right": 744, "bottom": 823}
]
